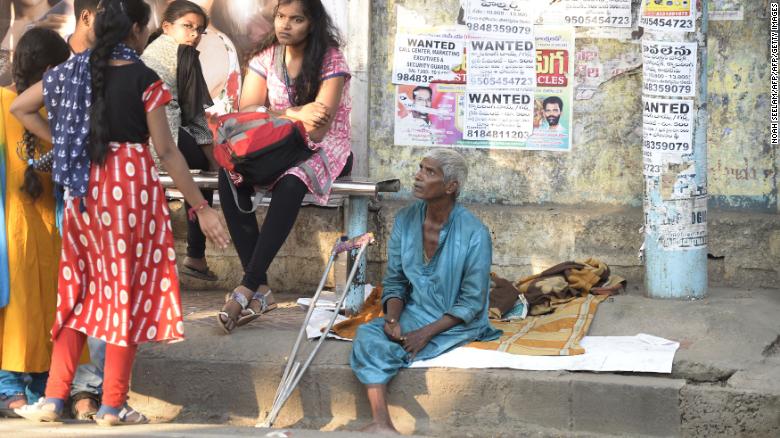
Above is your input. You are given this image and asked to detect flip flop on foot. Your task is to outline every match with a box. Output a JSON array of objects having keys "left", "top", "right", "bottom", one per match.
[
  {"left": 236, "top": 287, "right": 278, "bottom": 327},
  {"left": 118, "top": 404, "right": 149, "bottom": 424},
  {"left": 94, "top": 404, "right": 123, "bottom": 427},
  {"left": 181, "top": 263, "right": 218, "bottom": 281}
]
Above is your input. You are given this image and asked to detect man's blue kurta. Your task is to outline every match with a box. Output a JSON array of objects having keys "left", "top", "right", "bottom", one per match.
[{"left": 351, "top": 201, "right": 501, "bottom": 384}]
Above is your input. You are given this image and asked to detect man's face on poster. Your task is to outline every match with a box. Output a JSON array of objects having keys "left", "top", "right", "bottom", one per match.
[
  {"left": 412, "top": 88, "right": 433, "bottom": 119},
  {"left": 544, "top": 103, "right": 561, "bottom": 126}
]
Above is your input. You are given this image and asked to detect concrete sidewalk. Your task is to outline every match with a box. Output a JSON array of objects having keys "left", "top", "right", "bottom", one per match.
[
  {"left": 119, "top": 286, "right": 779, "bottom": 437},
  {"left": 0, "top": 420, "right": 425, "bottom": 438}
]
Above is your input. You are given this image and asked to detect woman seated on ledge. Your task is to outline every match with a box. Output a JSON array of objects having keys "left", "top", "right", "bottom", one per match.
[{"left": 216, "top": 0, "right": 352, "bottom": 333}]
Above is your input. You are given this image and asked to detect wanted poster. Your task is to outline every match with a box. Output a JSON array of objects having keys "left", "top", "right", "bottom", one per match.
[
  {"left": 642, "top": 97, "right": 694, "bottom": 176},
  {"left": 466, "top": 39, "right": 535, "bottom": 90},
  {"left": 392, "top": 30, "right": 466, "bottom": 86},
  {"left": 463, "top": 91, "right": 534, "bottom": 142},
  {"left": 642, "top": 40, "right": 697, "bottom": 97}
]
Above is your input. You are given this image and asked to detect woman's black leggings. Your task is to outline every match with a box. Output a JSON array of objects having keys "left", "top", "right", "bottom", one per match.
[
  {"left": 178, "top": 128, "right": 213, "bottom": 259},
  {"left": 218, "top": 154, "right": 352, "bottom": 290}
]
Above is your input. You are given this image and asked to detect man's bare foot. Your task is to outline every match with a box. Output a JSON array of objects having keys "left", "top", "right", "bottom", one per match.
[
  {"left": 359, "top": 421, "right": 400, "bottom": 434},
  {"left": 73, "top": 397, "right": 98, "bottom": 420},
  {"left": 7, "top": 397, "right": 26, "bottom": 410}
]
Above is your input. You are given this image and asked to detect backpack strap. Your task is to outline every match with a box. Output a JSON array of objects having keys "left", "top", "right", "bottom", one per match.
[{"left": 223, "top": 168, "right": 263, "bottom": 214}]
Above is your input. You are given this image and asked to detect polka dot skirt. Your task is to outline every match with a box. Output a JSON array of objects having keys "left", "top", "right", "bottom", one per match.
[{"left": 53, "top": 141, "right": 184, "bottom": 346}]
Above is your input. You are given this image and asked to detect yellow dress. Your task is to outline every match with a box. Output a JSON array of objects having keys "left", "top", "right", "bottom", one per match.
[{"left": 0, "top": 87, "right": 61, "bottom": 373}]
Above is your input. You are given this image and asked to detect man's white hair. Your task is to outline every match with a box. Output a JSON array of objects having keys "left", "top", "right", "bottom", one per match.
[{"left": 423, "top": 148, "right": 468, "bottom": 198}]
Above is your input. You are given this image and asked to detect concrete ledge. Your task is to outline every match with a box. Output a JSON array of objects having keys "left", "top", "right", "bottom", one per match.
[{"left": 126, "top": 288, "right": 780, "bottom": 437}]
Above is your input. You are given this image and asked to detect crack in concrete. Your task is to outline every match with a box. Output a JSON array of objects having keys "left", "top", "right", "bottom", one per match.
[{"left": 762, "top": 334, "right": 780, "bottom": 357}]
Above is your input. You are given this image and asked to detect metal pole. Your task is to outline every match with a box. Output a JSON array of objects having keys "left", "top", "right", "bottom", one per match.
[
  {"left": 642, "top": 2, "right": 709, "bottom": 299},
  {"left": 345, "top": 196, "right": 369, "bottom": 313}
]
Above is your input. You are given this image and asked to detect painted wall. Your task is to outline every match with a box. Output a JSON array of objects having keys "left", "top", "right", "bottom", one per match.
[{"left": 367, "top": 1, "right": 777, "bottom": 213}]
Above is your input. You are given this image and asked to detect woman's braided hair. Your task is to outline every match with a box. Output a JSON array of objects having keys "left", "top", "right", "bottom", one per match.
[
  {"left": 88, "top": 0, "right": 150, "bottom": 164},
  {"left": 12, "top": 27, "right": 70, "bottom": 200}
]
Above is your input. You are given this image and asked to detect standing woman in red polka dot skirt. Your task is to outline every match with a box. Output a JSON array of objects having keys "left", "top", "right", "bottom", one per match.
[{"left": 9, "top": 0, "right": 229, "bottom": 426}]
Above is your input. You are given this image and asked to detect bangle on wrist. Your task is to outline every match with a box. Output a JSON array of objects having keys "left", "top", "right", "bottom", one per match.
[
  {"left": 255, "top": 105, "right": 268, "bottom": 113},
  {"left": 187, "top": 200, "right": 209, "bottom": 221}
]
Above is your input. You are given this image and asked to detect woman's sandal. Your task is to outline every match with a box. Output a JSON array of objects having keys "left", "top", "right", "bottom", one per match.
[
  {"left": 217, "top": 289, "right": 251, "bottom": 334},
  {"left": 236, "top": 289, "right": 278, "bottom": 327},
  {"left": 94, "top": 404, "right": 122, "bottom": 427},
  {"left": 14, "top": 397, "right": 62, "bottom": 422}
]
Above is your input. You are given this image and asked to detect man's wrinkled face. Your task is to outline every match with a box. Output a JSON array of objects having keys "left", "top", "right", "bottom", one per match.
[
  {"left": 544, "top": 103, "right": 561, "bottom": 126},
  {"left": 413, "top": 158, "right": 452, "bottom": 200}
]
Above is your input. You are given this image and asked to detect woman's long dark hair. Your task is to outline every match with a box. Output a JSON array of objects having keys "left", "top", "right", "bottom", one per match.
[
  {"left": 147, "top": 0, "right": 209, "bottom": 46},
  {"left": 250, "top": 0, "right": 341, "bottom": 106},
  {"left": 89, "top": 0, "right": 150, "bottom": 164},
  {"left": 13, "top": 28, "right": 70, "bottom": 200}
]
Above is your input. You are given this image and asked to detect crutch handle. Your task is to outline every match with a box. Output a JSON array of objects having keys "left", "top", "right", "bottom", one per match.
[{"left": 332, "top": 232, "right": 375, "bottom": 255}]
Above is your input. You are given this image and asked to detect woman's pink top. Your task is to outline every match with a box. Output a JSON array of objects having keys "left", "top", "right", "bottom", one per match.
[{"left": 248, "top": 46, "right": 351, "bottom": 204}]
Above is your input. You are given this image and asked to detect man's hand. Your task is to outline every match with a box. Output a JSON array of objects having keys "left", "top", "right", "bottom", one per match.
[
  {"left": 402, "top": 326, "right": 435, "bottom": 360},
  {"left": 383, "top": 318, "right": 403, "bottom": 343}
]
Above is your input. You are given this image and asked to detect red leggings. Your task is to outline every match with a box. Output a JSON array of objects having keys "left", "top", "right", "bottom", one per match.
[{"left": 45, "top": 327, "right": 138, "bottom": 409}]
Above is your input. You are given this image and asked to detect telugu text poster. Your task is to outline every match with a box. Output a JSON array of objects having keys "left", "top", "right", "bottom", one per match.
[
  {"left": 525, "top": 26, "right": 574, "bottom": 151},
  {"left": 642, "top": 40, "right": 697, "bottom": 97},
  {"left": 463, "top": 0, "right": 535, "bottom": 40},
  {"left": 537, "top": 0, "right": 632, "bottom": 28},
  {"left": 640, "top": 0, "right": 696, "bottom": 32}
]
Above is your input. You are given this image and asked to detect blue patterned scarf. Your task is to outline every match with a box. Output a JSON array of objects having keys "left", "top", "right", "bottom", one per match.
[{"left": 43, "top": 43, "right": 140, "bottom": 198}]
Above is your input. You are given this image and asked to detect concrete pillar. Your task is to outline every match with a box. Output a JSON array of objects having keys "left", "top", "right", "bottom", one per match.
[
  {"left": 341, "top": 0, "right": 372, "bottom": 313},
  {"left": 642, "top": 2, "right": 709, "bottom": 299}
]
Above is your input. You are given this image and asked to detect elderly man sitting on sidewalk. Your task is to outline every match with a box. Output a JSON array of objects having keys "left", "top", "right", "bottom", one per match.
[{"left": 350, "top": 149, "right": 501, "bottom": 434}]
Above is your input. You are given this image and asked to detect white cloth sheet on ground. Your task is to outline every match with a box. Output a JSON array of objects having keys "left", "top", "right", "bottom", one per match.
[
  {"left": 300, "top": 304, "right": 679, "bottom": 373},
  {"left": 409, "top": 334, "right": 679, "bottom": 373},
  {"left": 297, "top": 286, "right": 374, "bottom": 341}
]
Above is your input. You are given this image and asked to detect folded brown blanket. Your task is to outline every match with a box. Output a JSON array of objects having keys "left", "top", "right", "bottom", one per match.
[{"left": 515, "top": 257, "right": 624, "bottom": 316}]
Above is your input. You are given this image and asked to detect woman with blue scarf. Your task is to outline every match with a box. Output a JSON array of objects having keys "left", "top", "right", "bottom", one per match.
[{"left": 10, "top": 0, "right": 229, "bottom": 426}]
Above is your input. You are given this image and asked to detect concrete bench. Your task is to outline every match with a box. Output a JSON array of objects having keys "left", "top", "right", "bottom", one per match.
[{"left": 159, "top": 170, "right": 400, "bottom": 311}]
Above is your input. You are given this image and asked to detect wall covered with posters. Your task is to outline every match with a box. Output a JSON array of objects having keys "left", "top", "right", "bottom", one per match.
[
  {"left": 369, "top": 0, "right": 777, "bottom": 213},
  {"left": 0, "top": 0, "right": 774, "bottom": 211}
]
